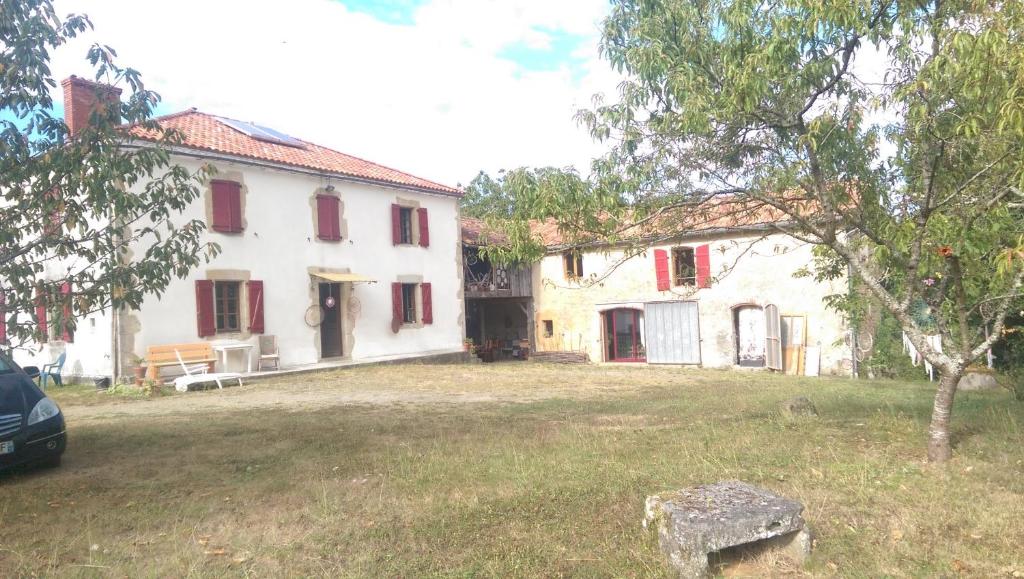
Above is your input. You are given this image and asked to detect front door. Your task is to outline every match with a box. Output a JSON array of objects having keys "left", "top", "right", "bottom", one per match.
[
  {"left": 319, "top": 282, "right": 343, "bottom": 358},
  {"left": 604, "top": 308, "right": 646, "bottom": 362}
]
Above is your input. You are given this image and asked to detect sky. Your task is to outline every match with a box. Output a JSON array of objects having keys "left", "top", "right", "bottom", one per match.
[{"left": 47, "top": 0, "right": 622, "bottom": 188}]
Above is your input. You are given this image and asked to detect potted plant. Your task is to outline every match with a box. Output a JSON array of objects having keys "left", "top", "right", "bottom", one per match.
[
  {"left": 463, "top": 338, "right": 474, "bottom": 353},
  {"left": 130, "top": 355, "right": 147, "bottom": 386}
]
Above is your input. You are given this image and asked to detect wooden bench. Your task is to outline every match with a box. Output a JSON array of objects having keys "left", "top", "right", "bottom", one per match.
[{"left": 145, "top": 343, "right": 217, "bottom": 381}]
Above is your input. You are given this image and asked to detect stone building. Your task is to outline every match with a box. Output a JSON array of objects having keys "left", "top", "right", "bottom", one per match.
[{"left": 463, "top": 215, "right": 854, "bottom": 375}]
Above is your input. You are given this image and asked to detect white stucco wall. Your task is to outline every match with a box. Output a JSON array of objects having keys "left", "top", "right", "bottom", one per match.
[
  {"left": 532, "top": 232, "right": 853, "bottom": 375},
  {"left": 16, "top": 155, "right": 464, "bottom": 377},
  {"left": 127, "top": 157, "right": 464, "bottom": 370}
]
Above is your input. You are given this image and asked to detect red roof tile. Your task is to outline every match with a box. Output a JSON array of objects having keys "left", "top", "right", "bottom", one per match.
[{"left": 126, "top": 110, "right": 461, "bottom": 196}]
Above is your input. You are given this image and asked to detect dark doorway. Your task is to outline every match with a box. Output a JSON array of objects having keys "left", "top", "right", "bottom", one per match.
[{"left": 319, "top": 282, "right": 343, "bottom": 358}]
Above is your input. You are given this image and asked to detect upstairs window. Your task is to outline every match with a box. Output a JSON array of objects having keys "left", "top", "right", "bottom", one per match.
[
  {"left": 211, "top": 180, "right": 243, "bottom": 233},
  {"left": 391, "top": 204, "right": 430, "bottom": 247},
  {"left": 673, "top": 247, "right": 696, "bottom": 286},
  {"left": 563, "top": 252, "right": 583, "bottom": 280},
  {"left": 316, "top": 194, "right": 341, "bottom": 241},
  {"left": 399, "top": 207, "right": 414, "bottom": 245}
]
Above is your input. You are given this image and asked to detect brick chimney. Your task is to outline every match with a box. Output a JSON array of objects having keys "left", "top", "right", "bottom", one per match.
[{"left": 61, "top": 75, "right": 123, "bottom": 136}]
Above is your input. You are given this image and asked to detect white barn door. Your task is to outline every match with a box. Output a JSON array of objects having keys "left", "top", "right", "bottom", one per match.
[{"left": 644, "top": 301, "right": 701, "bottom": 364}]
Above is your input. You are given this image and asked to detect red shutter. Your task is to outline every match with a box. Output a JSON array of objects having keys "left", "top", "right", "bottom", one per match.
[
  {"left": 316, "top": 195, "right": 341, "bottom": 241},
  {"left": 391, "top": 282, "right": 403, "bottom": 326},
  {"left": 417, "top": 207, "right": 430, "bottom": 248},
  {"left": 60, "top": 282, "right": 73, "bottom": 343},
  {"left": 247, "top": 280, "right": 265, "bottom": 334},
  {"left": 35, "top": 288, "right": 48, "bottom": 343},
  {"left": 391, "top": 204, "right": 402, "bottom": 245},
  {"left": 195, "top": 280, "right": 216, "bottom": 337},
  {"left": 696, "top": 244, "right": 711, "bottom": 288},
  {"left": 654, "top": 249, "right": 670, "bottom": 291},
  {"left": 229, "top": 184, "right": 242, "bottom": 232},
  {"left": 212, "top": 181, "right": 242, "bottom": 233},
  {"left": 0, "top": 289, "right": 6, "bottom": 345},
  {"left": 421, "top": 283, "right": 433, "bottom": 324}
]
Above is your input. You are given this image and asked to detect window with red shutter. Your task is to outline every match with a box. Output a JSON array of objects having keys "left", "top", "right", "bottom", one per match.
[
  {"left": 316, "top": 195, "right": 341, "bottom": 241},
  {"left": 211, "top": 181, "right": 243, "bottom": 233},
  {"left": 247, "top": 280, "right": 265, "bottom": 334},
  {"left": 417, "top": 208, "right": 430, "bottom": 247},
  {"left": 421, "top": 282, "right": 433, "bottom": 324},
  {"left": 195, "top": 280, "right": 216, "bottom": 337},
  {"left": 695, "top": 244, "right": 711, "bottom": 288},
  {"left": 654, "top": 249, "right": 670, "bottom": 291},
  {"left": 60, "top": 282, "right": 74, "bottom": 343}
]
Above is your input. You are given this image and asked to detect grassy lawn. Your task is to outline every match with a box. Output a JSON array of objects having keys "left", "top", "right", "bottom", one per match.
[{"left": 2, "top": 363, "right": 1023, "bottom": 577}]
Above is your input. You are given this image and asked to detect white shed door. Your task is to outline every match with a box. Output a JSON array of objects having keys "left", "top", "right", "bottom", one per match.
[
  {"left": 644, "top": 301, "right": 701, "bottom": 364},
  {"left": 765, "top": 304, "right": 782, "bottom": 370}
]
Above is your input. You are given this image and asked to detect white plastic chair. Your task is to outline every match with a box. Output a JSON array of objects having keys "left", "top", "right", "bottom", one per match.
[{"left": 172, "top": 349, "right": 242, "bottom": 392}]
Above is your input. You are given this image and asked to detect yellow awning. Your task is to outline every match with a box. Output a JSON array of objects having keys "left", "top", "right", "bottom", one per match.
[{"left": 312, "top": 272, "right": 377, "bottom": 283}]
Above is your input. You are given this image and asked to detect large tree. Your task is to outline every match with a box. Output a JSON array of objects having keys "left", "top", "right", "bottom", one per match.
[
  {"left": 494, "top": 0, "right": 1024, "bottom": 462},
  {"left": 1, "top": 1, "right": 216, "bottom": 351}
]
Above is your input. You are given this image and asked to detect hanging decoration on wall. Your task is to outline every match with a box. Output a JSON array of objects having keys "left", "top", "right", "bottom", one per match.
[{"left": 324, "top": 285, "right": 336, "bottom": 309}]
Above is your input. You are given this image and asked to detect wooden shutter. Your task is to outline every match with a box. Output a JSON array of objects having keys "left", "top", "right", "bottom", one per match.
[
  {"left": 195, "top": 280, "right": 216, "bottom": 337},
  {"left": 417, "top": 207, "right": 430, "bottom": 247},
  {"left": 391, "top": 204, "right": 402, "bottom": 245},
  {"left": 247, "top": 280, "right": 265, "bottom": 334},
  {"left": 391, "top": 282, "right": 403, "bottom": 326},
  {"left": 654, "top": 249, "right": 670, "bottom": 291},
  {"left": 60, "top": 282, "right": 73, "bottom": 343},
  {"left": 35, "top": 288, "right": 47, "bottom": 343},
  {"left": 421, "top": 283, "right": 433, "bottom": 324},
  {"left": 316, "top": 195, "right": 340, "bottom": 241},
  {"left": 0, "top": 289, "right": 6, "bottom": 345},
  {"left": 695, "top": 244, "right": 711, "bottom": 288},
  {"left": 765, "top": 304, "right": 782, "bottom": 370},
  {"left": 212, "top": 181, "right": 242, "bottom": 233}
]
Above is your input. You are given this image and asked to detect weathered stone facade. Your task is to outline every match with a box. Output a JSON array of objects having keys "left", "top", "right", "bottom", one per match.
[{"left": 531, "top": 231, "right": 852, "bottom": 375}]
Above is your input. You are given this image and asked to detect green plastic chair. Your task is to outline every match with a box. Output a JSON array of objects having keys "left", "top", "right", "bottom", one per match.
[{"left": 40, "top": 352, "right": 66, "bottom": 390}]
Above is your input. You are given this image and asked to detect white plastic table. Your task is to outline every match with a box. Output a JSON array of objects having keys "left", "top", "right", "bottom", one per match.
[{"left": 212, "top": 342, "right": 254, "bottom": 373}]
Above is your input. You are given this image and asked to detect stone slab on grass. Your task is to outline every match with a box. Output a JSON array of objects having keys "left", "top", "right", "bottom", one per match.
[{"left": 644, "top": 480, "right": 812, "bottom": 577}]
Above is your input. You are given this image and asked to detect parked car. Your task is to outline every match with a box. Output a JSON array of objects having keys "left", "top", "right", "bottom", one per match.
[{"left": 0, "top": 351, "right": 66, "bottom": 472}]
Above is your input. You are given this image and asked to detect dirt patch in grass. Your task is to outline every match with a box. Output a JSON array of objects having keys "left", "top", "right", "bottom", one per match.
[{"left": 3, "top": 363, "right": 1024, "bottom": 577}]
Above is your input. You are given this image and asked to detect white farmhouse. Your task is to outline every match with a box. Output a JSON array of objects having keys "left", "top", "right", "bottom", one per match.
[{"left": 15, "top": 77, "right": 466, "bottom": 379}]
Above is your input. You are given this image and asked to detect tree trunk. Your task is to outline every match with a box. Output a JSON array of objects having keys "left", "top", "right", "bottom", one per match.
[{"left": 927, "top": 370, "right": 962, "bottom": 462}]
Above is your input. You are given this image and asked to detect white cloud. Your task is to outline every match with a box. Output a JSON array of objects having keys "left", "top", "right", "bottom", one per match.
[{"left": 49, "top": 0, "right": 622, "bottom": 187}]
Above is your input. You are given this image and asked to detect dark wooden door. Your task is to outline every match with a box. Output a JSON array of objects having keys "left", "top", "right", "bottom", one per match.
[{"left": 319, "top": 283, "right": 343, "bottom": 358}]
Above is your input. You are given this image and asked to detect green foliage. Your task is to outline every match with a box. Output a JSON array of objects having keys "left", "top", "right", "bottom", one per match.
[
  {"left": 0, "top": 1, "right": 218, "bottom": 349},
  {"left": 459, "top": 171, "right": 514, "bottom": 219},
  {"left": 865, "top": 310, "right": 926, "bottom": 381}
]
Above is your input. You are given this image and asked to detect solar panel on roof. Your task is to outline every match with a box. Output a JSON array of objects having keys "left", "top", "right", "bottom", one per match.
[{"left": 217, "top": 117, "right": 306, "bottom": 148}]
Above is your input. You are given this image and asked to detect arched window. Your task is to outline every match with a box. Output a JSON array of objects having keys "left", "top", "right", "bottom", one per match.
[{"left": 733, "top": 305, "right": 765, "bottom": 367}]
